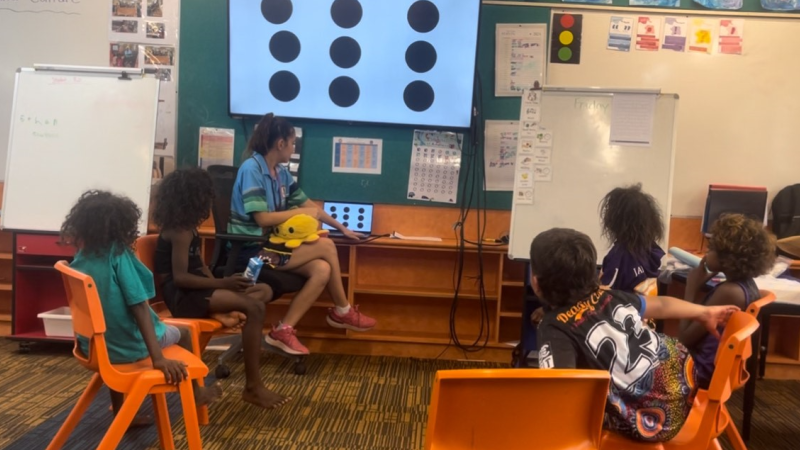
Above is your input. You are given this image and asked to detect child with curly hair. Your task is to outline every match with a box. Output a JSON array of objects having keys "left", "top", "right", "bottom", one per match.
[
  {"left": 680, "top": 214, "right": 776, "bottom": 389},
  {"left": 61, "top": 190, "right": 221, "bottom": 424},
  {"left": 152, "top": 168, "right": 289, "bottom": 409},
  {"left": 531, "top": 184, "right": 665, "bottom": 324},
  {"left": 598, "top": 183, "right": 666, "bottom": 294}
]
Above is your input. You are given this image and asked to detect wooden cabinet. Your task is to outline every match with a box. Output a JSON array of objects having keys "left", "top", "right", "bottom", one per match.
[
  {"left": 0, "top": 230, "right": 12, "bottom": 336},
  {"left": 7, "top": 232, "right": 75, "bottom": 349}
]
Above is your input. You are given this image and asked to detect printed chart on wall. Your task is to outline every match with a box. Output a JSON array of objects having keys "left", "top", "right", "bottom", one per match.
[
  {"left": 109, "top": 0, "right": 179, "bottom": 177},
  {"left": 514, "top": 89, "right": 554, "bottom": 205},
  {"left": 407, "top": 130, "right": 462, "bottom": 204},
  {"left": 495, "top": 24, "right": 547, "bottom": 97},
  {"left": 197, "top": 127, "right": 234, "bottom": 170},
  {"left": 484, "top": 121, "right": 519, "bottom": 191},
  {"left": 332, "top": 137, "right": 382, "bottom": 175}
]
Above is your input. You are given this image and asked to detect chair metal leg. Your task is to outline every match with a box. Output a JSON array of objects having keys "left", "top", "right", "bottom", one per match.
[
  {"left": 758, "top": 310, "right": 772, "bottom": 379},
  {"left": 218, "top": 337, "right": 243, "bottom": 365},
  {"left": 151, "top": 393, "right": 175, "bottom": 450},
  {"left": 743, "top": 352, "right": 758, "bottom": 441},
  {"left": 45, "top": 373, "right": 103, "bottom": 450},
  {"left": 179, "top": 380, "right": 203, "bottom": 450}
]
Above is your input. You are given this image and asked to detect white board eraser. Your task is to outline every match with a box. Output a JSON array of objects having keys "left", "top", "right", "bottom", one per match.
[{"left": 668, "top": 247, "right": 702, "bottom": 268}]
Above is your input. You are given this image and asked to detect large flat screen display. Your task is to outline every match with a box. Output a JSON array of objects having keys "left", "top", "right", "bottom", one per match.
[{"left": 229, "top": 0, "right": 481, "bottom": 128}]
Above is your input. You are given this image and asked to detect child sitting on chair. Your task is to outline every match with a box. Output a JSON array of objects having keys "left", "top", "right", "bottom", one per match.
[
  {"left": 531, "top": 228, "right": 738, "bottom": 442},
  {"left": 531, "top": 184, "right": 665, "bottom": 324},
  {"left": 680, "top": 214, "right": 776, "bottom": 389},
  {"left": 61, "top": 190, "right": 222, "bottom": 424},
  {"left": 152, "top": 168, "right": 290, "bottom": 409}
]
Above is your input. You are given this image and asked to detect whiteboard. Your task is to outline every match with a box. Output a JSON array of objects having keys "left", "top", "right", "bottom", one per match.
[
  {"left": 508, "top": 88, "right": 676, "bottom": 261},
  {"left": 0, "top": 1, "right": 107, "bottom": 180},
  {"left": 2, "top": 68, "right": 159, "bottom": 234},
  {"left": 548, "top": 10, "right": 800, "bottom": 216}
]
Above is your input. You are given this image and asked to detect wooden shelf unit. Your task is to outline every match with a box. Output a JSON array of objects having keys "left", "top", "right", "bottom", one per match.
[{"left": 194, "top": 230, "right": 528, "bottom": 362}]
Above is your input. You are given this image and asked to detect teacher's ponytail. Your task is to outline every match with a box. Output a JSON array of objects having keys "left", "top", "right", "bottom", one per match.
[{"left": 243, "top": 113, "right": 294, "bottom": 161}]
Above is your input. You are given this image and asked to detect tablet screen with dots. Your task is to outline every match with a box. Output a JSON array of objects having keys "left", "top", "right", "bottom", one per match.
[
  {"left": 229, "top": 0, "right": 481, "bottom": 128},
  {"left": 322, "top": 202, "right": 374, "bottom": 234}
]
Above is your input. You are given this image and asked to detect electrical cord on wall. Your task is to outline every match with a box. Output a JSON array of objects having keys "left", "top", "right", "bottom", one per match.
[{"left": 445, "top": 69, "right": 491, "bottom": 356}]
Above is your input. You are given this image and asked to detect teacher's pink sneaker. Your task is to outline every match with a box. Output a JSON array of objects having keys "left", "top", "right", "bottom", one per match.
[
  {"left": 326, "top": 306, "right": 377, "bottom": 332},
  {"left": 265, "top": 325, "right": 309, "bottom": 355}
]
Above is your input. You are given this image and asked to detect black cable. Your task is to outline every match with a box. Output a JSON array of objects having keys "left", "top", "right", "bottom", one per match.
[
  {"left": 447, "top": 68, "right": 491, "bottom": 353},
  {"left": 240, "top": 118, "right": 250, "bottom": 144},
  {"left": 331, "top": 233, "right": 391, "bottom": 245}
]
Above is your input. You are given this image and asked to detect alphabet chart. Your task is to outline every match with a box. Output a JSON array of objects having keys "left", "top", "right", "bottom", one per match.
[{"left": 407, "top": 130, "right": 462, "bottom": 204}]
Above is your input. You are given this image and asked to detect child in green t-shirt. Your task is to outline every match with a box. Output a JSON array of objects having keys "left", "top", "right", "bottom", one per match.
[{"left": 61, "top": 190, "right": 221, "bottom": 424}]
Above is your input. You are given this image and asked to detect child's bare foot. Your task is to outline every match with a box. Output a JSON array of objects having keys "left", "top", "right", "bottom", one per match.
[
  {"left": 242, "top": 386, "right": 291, "bottom": 409},
  {"left": 194, "top": 382, "right": 223, "bottom": 407},
  {"left": 212, "top": 312, "right": 246, "bottom": 330}
]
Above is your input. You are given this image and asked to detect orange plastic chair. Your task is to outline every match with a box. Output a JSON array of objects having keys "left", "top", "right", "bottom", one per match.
[
  {"left": 424, "top": 368, "right": 610, "bottom": 450},
  {"left": 135, "top": 234, "right": 223, "bottom": 425},
  {"left": 599, "top": 311, "right": 760, "bottom": 450},
  {"left": 47, "top": 261, "right": 207, "bottom": 450},
  {"left": 722, "top": 290, "right": 776, "bottom": 449},
  {"left": 135, "top": 235, "right": 224, "bottom": 351}
]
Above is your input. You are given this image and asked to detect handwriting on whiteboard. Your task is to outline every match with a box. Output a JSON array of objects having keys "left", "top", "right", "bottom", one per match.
[
  {"left": 574, "top": 98, "right": 610, "bottom": 113},
  {"left": 0, "top": 0, "right": 82, "bottom": 16},
  {"left": 49, "top": 76, "right": 83, "bottom": 85},
  {"left": 19, "top": 115, "right": 58, "bottom": 126}
]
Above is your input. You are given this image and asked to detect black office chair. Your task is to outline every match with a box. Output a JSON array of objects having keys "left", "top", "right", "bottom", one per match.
[{"left": 206, "top": 165, "right": 309, "bottom": 376}]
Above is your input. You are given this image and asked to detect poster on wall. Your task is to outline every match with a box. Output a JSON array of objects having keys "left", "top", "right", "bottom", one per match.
[
  {"left": 662, "top": 17, "right": 688, "bottom": 52},
  {"left": 407, "top": 130, "right": 462, "bottom": 204},
  {"left": 484, "top": 120, "right": 518, "bottom": 191},
  {"left": 608, "top": 16, "right": 634, "bottom": 52},
  {"left": 550, "top": 13, "right": 583, "bottom": 65},
  {"left": 109, "top": 0, "right": 179, "bottom": 176},
  {"left": 495, "top": 24, "right": 547, "bottom": 97}
]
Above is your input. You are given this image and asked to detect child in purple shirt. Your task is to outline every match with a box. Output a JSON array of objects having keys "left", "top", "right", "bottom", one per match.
[
  {"left": 680, "top": 214, "right": 775, "bottom": 389},
  {"left": 598, "top": 184, "right": 666, "bottom": 295},
  {"left": 532, "top": 184, "right": 665, "bottom": 323}
]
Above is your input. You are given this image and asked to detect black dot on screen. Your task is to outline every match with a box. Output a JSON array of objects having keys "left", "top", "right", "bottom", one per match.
[
  {"left": 343, "top": 222, "right": 349, "bottom": 228},
  {"left": 358, "top": 215, "right": 364, "bottom": 221},
  {"left": 329, "top": 76, "right": 360, "bottom": 108},
  {"left": 357, "top": 223, "right": 364, "bottom": 229},
  {"left": 331, "top": 213, "right": 338, "bottom": 219},
  {"left": 330, "top": 37, "right": 361, "bottom": 69},
  {"left": 269, "top": 71, "right": 300, "bottom": 102},
  {"left": 407, "top": 1, "right": 439, "bottom": 33},
  {"left": 269, "top": 31, "right": 301, "bottom": 63},
  {"left": 343, "top": 207, "right": 350, "bottom": 212},
  {"left": 261, "top": 0, "right": 293, "bottom": 25},
  {"left": 331, "top": 0, "right": 362, "bottom": 29},
  {"left": 405, "top": 41, "right": 437, "bottom": 73},
  {"left": 330, "top": 206, "right": 337, "bottom": 212},
  {"left": 403, "top": 81, "right": 434, "bottom": 112},
  {"left": 343, "top": 214, "right": 350, "bottom": 221},
  {"left": 358, "top": 208, "right": 365, "bottom": 213}
]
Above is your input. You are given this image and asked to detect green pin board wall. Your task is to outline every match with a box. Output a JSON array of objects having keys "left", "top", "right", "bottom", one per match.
[{"left": 177, "top": 2, "right": 550, "bottom": 211}]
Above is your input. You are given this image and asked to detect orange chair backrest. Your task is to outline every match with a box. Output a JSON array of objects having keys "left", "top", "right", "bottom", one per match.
[
  {"left": 135, "top": 234, "right": 159, "bottom": 272},
  {"left": 134, "top": 235, "right": 169, "bottom": 314},
  {"left": 55, "top": 260, "right": 113, "bottom": 371},
  {"left": 424, "top": 369, "right": 610, "bottom": 450},
  {"left": 683, "top": 311, "right": 759, "bottom": 444},
  {"left": 746, "top": 290, "right": 776, "bottom": 318}
]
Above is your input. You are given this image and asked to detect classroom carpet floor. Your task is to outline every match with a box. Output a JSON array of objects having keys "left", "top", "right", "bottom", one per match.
[{"left": 0, "top": 339, "right": 798, "bottom": 450}]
